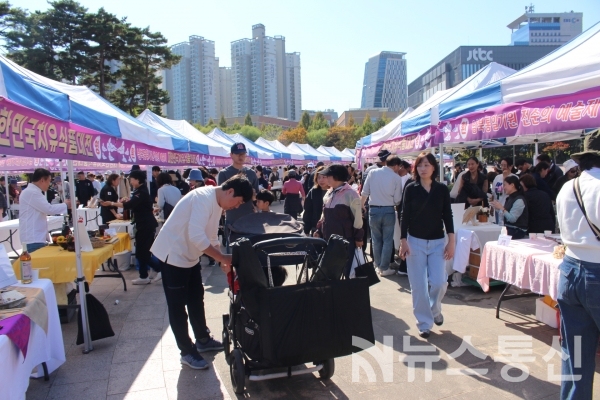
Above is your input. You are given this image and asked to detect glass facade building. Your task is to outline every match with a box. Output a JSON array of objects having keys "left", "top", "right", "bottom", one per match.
[
  {"left": 361, "top": 52, "right": 407, "bottom": 112},
  {"left": 407, "top": 45, "right": 558, "bottom": 109}
]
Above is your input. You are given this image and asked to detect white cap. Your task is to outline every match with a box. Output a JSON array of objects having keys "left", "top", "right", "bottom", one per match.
[
  {"left": 307, "top": 162, "right": 314, "bottom": 168},
  {"left": 563, "top": 159, "right": 578, "bottom": 172}
]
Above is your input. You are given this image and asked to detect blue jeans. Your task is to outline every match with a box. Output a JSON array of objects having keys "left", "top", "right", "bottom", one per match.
[
  {"left": 557, "top": 255, "right": 600, "bottom": 399},
  {"left": 369, "top": 207, "right": 396, "bottom": 271},
  {"left": 25, "top": 243, "right": 47, "bottom": 253},
  {"left": 406, "top": 235, "right": 447, "bottom": 331}
]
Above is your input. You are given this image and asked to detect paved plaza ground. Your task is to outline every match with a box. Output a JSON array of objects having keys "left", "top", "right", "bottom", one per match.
[{"left": 25, "top": 202, "right": 600, "bottom": 399}]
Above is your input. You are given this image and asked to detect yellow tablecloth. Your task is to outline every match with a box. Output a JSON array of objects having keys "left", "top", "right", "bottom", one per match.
[
  {"left": 113, "top": 232, "right": 132, "bottom": 253},
  {"left": 13, "top": 244, "right": 115, "bottom": 284}
]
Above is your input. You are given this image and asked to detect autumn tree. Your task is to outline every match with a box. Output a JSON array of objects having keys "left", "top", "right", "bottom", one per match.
[
  {"left": 543, "top": 141, "right": 571, "bottom": 162},
  {"left": 362, "top": 113, "right": 374, "bottom": 136},
  {"left": 326, "top": 126, "right": 356, "bottom": 150},
  {"left": 278, "top": 126, "right": 307, "bottom": 145},
  {"left": 347, "top": 114, "right": 355, "bottom": 127}
]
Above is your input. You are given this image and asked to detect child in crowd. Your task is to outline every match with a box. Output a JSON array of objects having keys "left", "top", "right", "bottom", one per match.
[{"left": 255, "top": 189, "right": 275, "bottom": 213}]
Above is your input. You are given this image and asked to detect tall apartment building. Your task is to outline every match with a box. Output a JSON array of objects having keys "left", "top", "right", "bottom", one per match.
[
  {"left": 508, "top": 7, "right": 583, "bottom": 46},
  {"left": 164, "top": 36, "right": 219, "bottom": 124},
  {"left": 361, "top": 52, "right": 408, "bottom": 113},
  {"left": 219, "top": 67, "right": 233, "bottom": 119},
  {"left": 231, "top": 24, "right": 302, "bottom": 120}
]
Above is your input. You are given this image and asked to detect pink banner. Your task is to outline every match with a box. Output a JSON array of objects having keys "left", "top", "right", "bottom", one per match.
[
  {"left": 438, "top": 86, "right": 600, "bottom": 144},
  {"left": 381, "top": 126, "right": 438, "bottom": 155},
  {"left": 0, "top": 98, "right": 240, "bottom": 167}
]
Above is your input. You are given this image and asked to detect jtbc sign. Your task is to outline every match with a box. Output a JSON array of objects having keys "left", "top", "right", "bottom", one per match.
[{"left": 466, "top": 48, "right": 493, "bottom": 62}]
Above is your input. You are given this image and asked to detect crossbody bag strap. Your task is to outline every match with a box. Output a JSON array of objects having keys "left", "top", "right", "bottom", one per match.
[{"left": 573, "top": 177, "right": 600, "bottom": 241}]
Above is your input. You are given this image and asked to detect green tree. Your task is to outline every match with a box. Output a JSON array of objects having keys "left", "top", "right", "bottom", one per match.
[
  {"left": 300, "top": 111, "right": 311, "bottom": 130},
  {"left": 206, "top": 118, "right": 215, "bottom": 127},
  {"left": 219, "top": 114, "right": 227, "bottom": 128},
  {"left": 244, "top": 112, "right": 253, "bottom": 126},
  {"left": 260, "top": 124, "right": 283, "bottom": 140},
  {"left": 110, "top": 26, "right": 180, "bottom": 115},
  {"left": 306, "top": 128, "right": 328, "bottom": 148},
  {"left": 362, "top": 113, "right": 374, "bottom": 136},
  {"left": 240, "top": 125, "right": 262, "bottom": 141},
  {"left": 231, "top": 121, "right": 242, "bottom": 131},
  {"left": 80, "top": 8, "right": 129, "bottom": 98},
  {"left": 310, "top": 111, "right": 329, "bottom": 130},
  {"left": 374, "top": 116, "right": 386, "bottom": 131}
]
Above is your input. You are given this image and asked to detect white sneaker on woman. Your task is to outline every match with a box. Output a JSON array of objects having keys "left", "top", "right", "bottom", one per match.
[
  {"left": 132, "top": 278, "right": 150, "bottom": 285},
  {"left": 151, "top": 272, "right": 162, "bottom": 283}
]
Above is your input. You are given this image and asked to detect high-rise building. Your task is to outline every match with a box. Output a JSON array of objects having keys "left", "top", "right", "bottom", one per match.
[
  {"left": 164, "top": 36, "right": 219, "bottom": 124},
  {"left": 508, "top": 7, "right": 583, "bottom": 46},
  {"left": 361, "top": 52, "right": 408, "bottom": 113},
  {"left": 219, "top": 67, "right": 233, "bottom": 119},
  {"left": 231, "top": 24, "right": 302, "bottom": 120},
  {"left": 286, "top": 52, "right": 301, "bottom": 121}
]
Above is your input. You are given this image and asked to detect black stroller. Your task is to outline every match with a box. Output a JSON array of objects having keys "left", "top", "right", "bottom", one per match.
[{"left": 223, "top": 230, "right": 375, "bottom": 393}]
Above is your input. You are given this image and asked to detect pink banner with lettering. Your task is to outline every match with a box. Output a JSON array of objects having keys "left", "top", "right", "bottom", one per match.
[
  {"left": 381, "top": 126, "right": 439, "bottom": 155},
  {"left": 437, "top": 85, "right": 600, "bottom": 144},
  {"left": 0, "top": 98, "right": 255, "bottom": 167}
]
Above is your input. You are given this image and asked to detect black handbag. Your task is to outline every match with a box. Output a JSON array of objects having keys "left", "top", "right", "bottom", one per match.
[
  {"left": 76, "top": 293, "right": 115, "bottom": 344},
  {"left": 353, "top": 249, "right": 380, "bottom": 286}
]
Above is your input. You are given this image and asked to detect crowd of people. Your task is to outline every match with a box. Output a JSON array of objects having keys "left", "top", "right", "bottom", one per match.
[{"left": 12, "top": 131, "right": 600, "bottom": 396}]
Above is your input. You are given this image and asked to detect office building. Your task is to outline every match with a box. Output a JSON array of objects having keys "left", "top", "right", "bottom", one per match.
[
  {"left": 164, "top": 35, "right": 219, "bottom": 124},
  {"left": 361, "top": 52, "right": 408, "bottom": 112},
  {"left": 407, "top": 45, "right": 558, "bottom": 109},
  {"left": 231, "top": 24, "right": 302, "bottom": 120},
  {"left": 508, "top": 8, "right": 583, "bottom": 46}
]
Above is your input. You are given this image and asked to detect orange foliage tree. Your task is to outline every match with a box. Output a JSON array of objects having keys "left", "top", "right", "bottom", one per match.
[{"left": 278, "top": 126, "right": 307, "bottom": 145}]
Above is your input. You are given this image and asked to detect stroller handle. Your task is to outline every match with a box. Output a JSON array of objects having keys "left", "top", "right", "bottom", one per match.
[{"left": 253, "top": 237, "right": 327, "bottom": 251}]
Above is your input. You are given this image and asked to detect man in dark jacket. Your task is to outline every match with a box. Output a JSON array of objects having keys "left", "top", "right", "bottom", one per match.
[
  {"left": 519, "top": 174, "right": 555, "bottom": 234},
  {"left": 75, "top": 171, "right": 96, "bottom": 206},
  {"left": 537, "top": 153, "right": 564, "bottom": 189}
]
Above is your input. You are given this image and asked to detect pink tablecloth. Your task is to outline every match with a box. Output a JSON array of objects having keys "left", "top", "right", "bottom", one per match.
[{"left": 478, "top": 239, "right": 562, "bottom": 299}]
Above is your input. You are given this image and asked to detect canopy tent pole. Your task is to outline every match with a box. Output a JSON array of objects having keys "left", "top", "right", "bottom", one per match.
[
  {"left": 534, "top": 139, "right": 539, "bottom": 165},
  {"left": 4, "top": 170, "right": 10, "bottom": 220},
  {"left": 479, "top": 147, "right": 483, "bottom": 161},
  {"left": 513, "top": 146, "right": 516, "bottom": 166},
  {"left": 116, "top": 167, "right": 121, "bottom": 198},
  {"left": 439, "top": 144, "right": 445, "bottom": 183},
  {"left": 67, "top": 159, "right": 93, "bottom": 353},
  {"left": 60, "top": 161, "right": 67, "bottom": 205},
  {"left": 146, "top": 167, "right": 152, "bottom": 194}
]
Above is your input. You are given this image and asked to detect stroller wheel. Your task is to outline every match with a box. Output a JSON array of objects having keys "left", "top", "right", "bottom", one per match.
[
  {"left": 318, "top": 359, "right": 335, "bottom": 380},
  {"left": 230, "top": 349, "right": 246, "bottom": 394}
]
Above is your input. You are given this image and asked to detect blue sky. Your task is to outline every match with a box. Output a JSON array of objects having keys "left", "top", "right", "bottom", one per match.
[{"left": 13, "top": 0, "right": 600, "bottom": 116}]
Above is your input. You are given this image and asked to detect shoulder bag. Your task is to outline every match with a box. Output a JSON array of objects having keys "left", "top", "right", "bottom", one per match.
[{"left": 573, "top": 177, "right": 600, "bottom": 241}]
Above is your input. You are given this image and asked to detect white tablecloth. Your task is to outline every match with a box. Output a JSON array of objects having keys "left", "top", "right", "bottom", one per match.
[
  {"left": 0, "top": 279, "right": 65, "bottom": 399},
  {"left": 478, "top": 239, "right": 562, "bottom": 299},
  {"left": 0, "top": 216, "right": 64, "bottom": 255},
  {"left": 76, "top": 208, "right": 101, "bottom": 231},
  {"left": 453, "top": 223, "right": 503, "bottom": 273},
  {"left": 107, "top": 220, "right": 134, "bottom": 237}
]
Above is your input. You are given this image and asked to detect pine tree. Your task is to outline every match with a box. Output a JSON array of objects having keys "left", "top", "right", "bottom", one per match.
[
  {"left": 300, "top": 111, "right": 311, "bottom": 130},
  {"left": 219, "top": 114, "right": 227, "bottom": 128},
  {"left": 244, "top": 112, "right": 253, "bottom": 126}
]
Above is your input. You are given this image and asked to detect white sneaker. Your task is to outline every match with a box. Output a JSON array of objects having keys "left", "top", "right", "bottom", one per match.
[
  {"left": 148, "top": 270, "right": 157, "bottom": 280},
  {"left": 396, "top": 271, "right": 408, "bottom": 276},
  {"left": 151, "top": 272, "right": 162, "bottom": 283},
  {"left": 379, "top": 269, "right": 395, "bottom": 277},
  {"left": 132, "top": 277, "right": 151, "bottom": 285}
]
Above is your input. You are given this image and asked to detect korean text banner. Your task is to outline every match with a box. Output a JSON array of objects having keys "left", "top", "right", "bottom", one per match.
[
  {"left": 0, "top": 98, "right": 234, "bottom": 167},
  {"left": 438, "top": 86, "right": 600, "bottom": 144}
]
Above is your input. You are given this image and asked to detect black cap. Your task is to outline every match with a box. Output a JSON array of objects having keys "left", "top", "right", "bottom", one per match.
[
  {"left": 231, "top": 142, "right": 247, "bottom": 154},
  {"left": 377, "top": 149, "right": 391, "bottom": 161},
  {"left": 318, "top": 164, "right": 349, "bottom": 182}
]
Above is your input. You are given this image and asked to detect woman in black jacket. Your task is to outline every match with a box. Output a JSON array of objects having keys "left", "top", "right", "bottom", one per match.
[
  {"left": 519, "top": 174, "right": 555, "bottom": 234},
  {"left": 302, "top": 166, "right": 329, "bottom": 235},
  {"left": 103, "top": 170, "right": 158, "bottom": 285}
]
